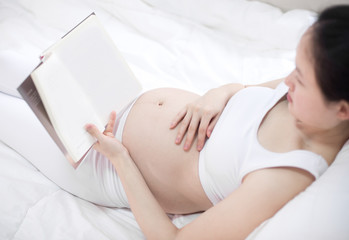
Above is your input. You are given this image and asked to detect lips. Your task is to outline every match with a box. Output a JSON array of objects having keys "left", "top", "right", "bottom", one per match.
[{"left": 287, "top": 92, "right": 293, "bottom": 103}]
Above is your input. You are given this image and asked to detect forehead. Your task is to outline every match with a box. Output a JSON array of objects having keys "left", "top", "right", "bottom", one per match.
[
  {"left": 297, "top": 30, "right": 314, "bottom": 63},
  {"left": 295, "top": 30, "right": 321, "bottom": 89}
]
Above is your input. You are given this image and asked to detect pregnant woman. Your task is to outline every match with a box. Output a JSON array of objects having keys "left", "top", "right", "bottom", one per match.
[
  {"left": 3, "top": 5, "right": 346, "bottom": 240},
  {"left": 84, "top": 5, "right": 349, "bottom": 239}
]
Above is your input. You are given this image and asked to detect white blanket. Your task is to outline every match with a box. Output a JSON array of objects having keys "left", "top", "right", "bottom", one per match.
[{"left": 1, "top": 0, "right": 348, "bottom": 239}]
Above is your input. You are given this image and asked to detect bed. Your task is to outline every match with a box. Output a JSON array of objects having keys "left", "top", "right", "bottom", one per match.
[{"left": 1, "top": 0, "right": 349, "bottom": 239}]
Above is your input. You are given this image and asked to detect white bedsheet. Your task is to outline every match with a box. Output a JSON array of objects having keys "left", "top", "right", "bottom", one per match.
[
  {"left": 2, "top": 0, "right": 337, "bottom": 239},
  {"left": 0, "top": 0, "right": 315, "bottom": 97}
]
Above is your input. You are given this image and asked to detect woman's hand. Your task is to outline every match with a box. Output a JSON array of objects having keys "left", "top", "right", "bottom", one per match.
[
  {"left": 170, "top": 84, "right": 244, "bottom": 151},
  {"left": 85, "top": 111, "right": 129, "bottom": 162}
]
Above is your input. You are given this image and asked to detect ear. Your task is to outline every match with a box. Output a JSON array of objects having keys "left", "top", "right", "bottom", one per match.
[{"left": 337, "top": 100, "right": 349, "bottom": 120}]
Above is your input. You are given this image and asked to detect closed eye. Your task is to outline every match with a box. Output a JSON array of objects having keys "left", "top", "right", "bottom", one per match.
[
  {"left": 296, "top": 77, "right": 303, "bottom": 85},
  {"left": 295, "top": 73, "right": 304, "bottom": 86}
]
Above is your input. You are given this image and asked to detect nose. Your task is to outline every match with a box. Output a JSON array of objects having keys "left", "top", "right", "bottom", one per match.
[{"left": 285, "top": 70, "right": 295, "bottom": 91}]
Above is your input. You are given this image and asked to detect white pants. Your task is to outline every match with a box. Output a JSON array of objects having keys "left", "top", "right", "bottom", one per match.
[{"left": 0, "top": 92, "right": 135, "bottom": 208}]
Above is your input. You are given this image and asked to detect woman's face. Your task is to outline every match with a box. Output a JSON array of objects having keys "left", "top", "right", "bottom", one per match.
[{"left": 285, "top": 30, "right": 341, "bottom": 132}]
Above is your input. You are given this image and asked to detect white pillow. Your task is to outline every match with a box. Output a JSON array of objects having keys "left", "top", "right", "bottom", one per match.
[
  {"left": 144, "top": 0, "right": 316, "bottom": 49},
  {"left": 256, "top": 0, "right": 349, "bottom": 12},
  {"left": 248, "top": 140, "right": 349, "bottom": 240}
]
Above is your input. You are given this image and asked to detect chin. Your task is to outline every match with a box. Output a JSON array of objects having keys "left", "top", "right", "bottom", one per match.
[
  {"left": 290, "top": 110, "right": 305, "bottom": 129},
  {"left": 295, "top": 119, "right": 304, "bottom": 129}
]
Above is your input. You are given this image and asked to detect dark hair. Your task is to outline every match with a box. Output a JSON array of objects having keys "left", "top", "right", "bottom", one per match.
[{"left": 311, "top": 5, "right": 349, "bottom": 102}]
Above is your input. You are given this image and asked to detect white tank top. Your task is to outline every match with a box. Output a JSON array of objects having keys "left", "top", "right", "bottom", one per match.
[{"left": 199, "top": 82, "right": 328, "bottom": 205}]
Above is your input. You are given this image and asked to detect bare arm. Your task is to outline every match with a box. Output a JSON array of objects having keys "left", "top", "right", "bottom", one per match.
[
  {"left": 86, "top": 111, "right": 313, "bottom": 240},
  {"left": 170, "top": 78, "right": 285, "bottom": 151},
  {"left": 175, "top": 167, "right": 314, "bottom": 239}
]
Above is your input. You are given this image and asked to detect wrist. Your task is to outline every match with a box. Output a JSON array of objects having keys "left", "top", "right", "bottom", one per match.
[
  {"left": 109, "top": 148, "right": 131, "bottom": 167},
  {"left": 222, "top": 83, "right": 245, "bottom": 100}
]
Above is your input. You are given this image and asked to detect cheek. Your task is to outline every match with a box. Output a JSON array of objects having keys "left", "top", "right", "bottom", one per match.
[
  {"left": 291, "top": 91, "right": 309, "bottom": 110},
  {"left": 290, "top": 94, "right": 335, "bottom": 128},
  {"left": 289, "top": 93, "right": 319, "bottom": 120}
]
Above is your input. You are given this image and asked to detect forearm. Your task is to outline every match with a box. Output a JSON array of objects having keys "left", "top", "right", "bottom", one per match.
[
  {"left": 86, "top": 115, "right": 178, "bottom": 239},
  {"left": 214, "top": 83, "right": 245, "bottom": 103},
  {"left": 111, "top": 153, "right": 178, "bottom": 240},
  {"left": 245, "top": 78, "right": 284, "bottom": 89},
  {"left": 218, "top": 78, "right": 284, "bottom": 101}
]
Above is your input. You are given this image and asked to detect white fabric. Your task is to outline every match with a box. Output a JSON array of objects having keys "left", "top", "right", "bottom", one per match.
[
  {"left": 0, "top": 137, "right": 143, "bottom": 240},
  {"left": 254, "top": 0, "right": 349, "bottom": 12},
  {"left": 0, "top": 0, "right": 315, "bottom": 98},
  {"left": 1, "top": 0, "right": 348, "bottom": 239},
  {"left": 199, "top": 83, "right": 328, "bottom": 205}
]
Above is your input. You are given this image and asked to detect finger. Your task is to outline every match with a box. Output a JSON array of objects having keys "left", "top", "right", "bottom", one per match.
[
  {"left": 105, "top": 111, "right": 117, "bottom": 133},
  {"left": 183, "top": 115, "right": 200, "bottom": 151},
  {"left": 175, "top": 111, "right": 192, "bottom": 144},
  {"left": 85, "top": 123, "right": 104, "bottom": 142},
  {"left": 196, "top": 116, "right": 211, "bottom": 151},
  {"left": 207, "top": 114, "right": 221, "bottom": 138},
  {"left": 170, "top": 108, "right": 187, "bottom": 129}
]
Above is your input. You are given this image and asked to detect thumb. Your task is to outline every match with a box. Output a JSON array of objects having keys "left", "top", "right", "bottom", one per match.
[{"left": 85, "top": 124, "right": 103, "bottom": 141}]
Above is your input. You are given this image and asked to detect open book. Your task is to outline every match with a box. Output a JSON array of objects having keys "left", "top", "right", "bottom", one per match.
[{"left": 17, "top": 13, "right": 142, "bottom": 168}]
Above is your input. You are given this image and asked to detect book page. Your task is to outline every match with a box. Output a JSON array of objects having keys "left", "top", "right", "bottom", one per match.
[
  {"left": 23, "top": 14, "right": 142, "bottom": 165},
  {"left": 17, "top": 75, "right": 71, "bottom": 162},
  {"left": 31, "top": 54, "right": 104, "bottom": 163},
  {"left": 48, "top": 15, "right": 142, "bottom": 125}
]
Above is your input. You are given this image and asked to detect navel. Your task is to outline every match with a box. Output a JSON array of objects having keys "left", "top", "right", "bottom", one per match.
[{"left": 157, "top": 100, "right": 164, "bottom": 107}]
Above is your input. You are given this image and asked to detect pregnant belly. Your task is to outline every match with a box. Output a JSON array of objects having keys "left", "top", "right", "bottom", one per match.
[{"left": 122, "top": 88, "right": 212, "bottom": 214}]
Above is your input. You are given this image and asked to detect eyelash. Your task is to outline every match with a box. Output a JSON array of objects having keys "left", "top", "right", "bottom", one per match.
[{"left": 295, "top": 75, "right": 303, "bottom": 85}]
